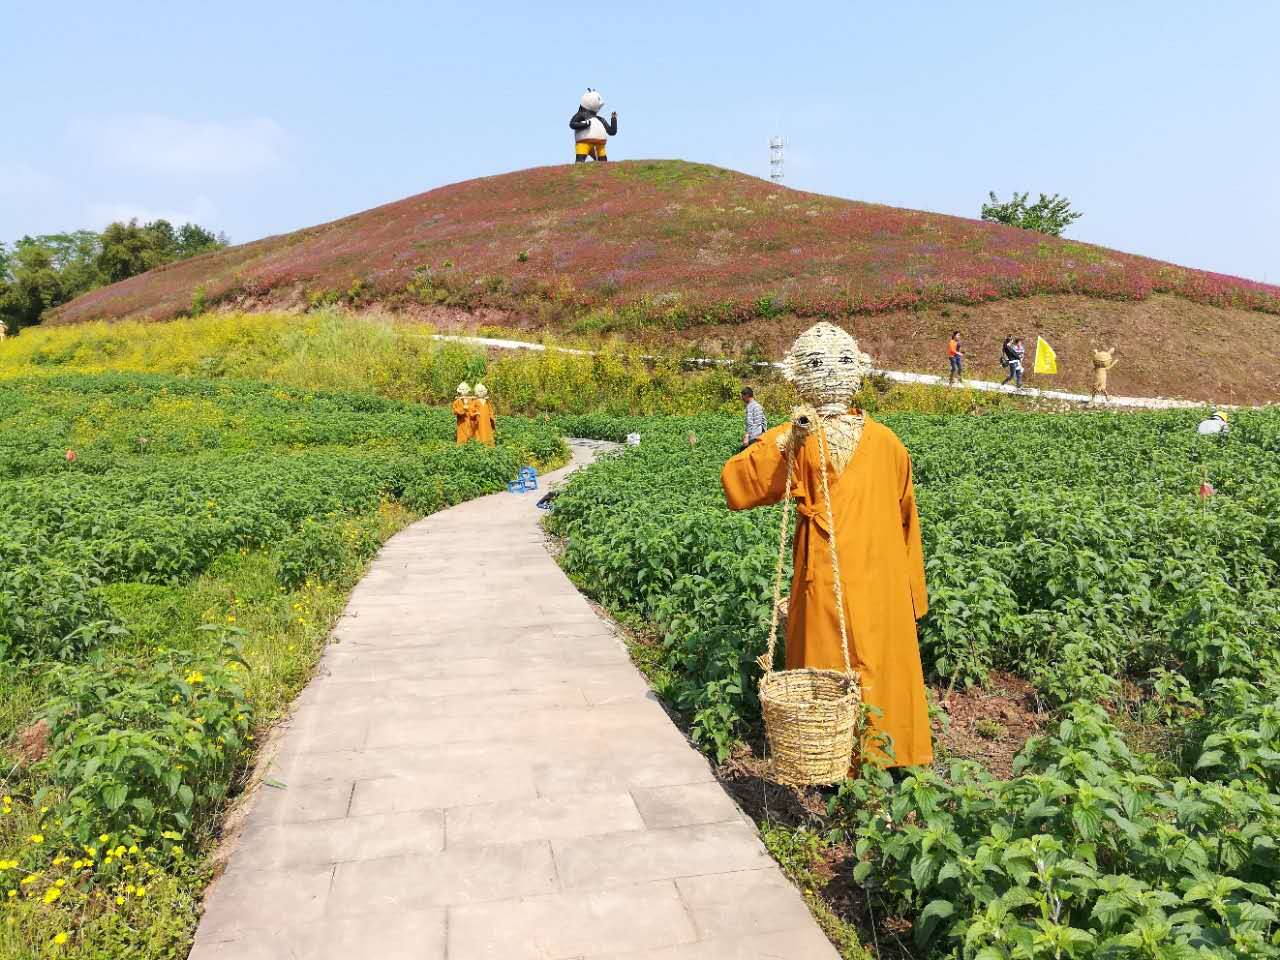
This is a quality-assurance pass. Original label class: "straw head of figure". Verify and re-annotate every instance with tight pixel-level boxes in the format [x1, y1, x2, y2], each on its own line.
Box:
[782, 322, 873, 412]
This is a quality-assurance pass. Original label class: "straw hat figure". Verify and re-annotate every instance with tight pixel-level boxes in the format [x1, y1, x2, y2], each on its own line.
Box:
[452, 383, 474, 445]
[720, 322, 933, 768]
[471, 383, 497, 446]
[1090, 347, 1118, 403]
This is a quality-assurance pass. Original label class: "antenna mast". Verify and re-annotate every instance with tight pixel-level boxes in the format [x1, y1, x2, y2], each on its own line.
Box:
[769, 136, 784, 184]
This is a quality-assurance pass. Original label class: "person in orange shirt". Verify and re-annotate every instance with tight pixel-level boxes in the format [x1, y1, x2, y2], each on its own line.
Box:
[947, 330, 964, 385]
[471, 383, 497, 446]
[721, 322, 932, 768]
[452, 383, 475, 445]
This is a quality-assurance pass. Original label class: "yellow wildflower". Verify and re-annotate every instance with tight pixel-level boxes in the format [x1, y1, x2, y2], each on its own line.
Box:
[54, 932, 69, 945]
[43, 886, 62, 903]
[29, 834, 43, 845]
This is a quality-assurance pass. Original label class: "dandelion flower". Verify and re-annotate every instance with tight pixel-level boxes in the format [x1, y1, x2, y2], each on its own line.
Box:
[53, 932, 69, 945]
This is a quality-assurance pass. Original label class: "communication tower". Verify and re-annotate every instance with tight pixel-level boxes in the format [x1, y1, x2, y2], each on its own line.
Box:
[769, 136, 784, 183]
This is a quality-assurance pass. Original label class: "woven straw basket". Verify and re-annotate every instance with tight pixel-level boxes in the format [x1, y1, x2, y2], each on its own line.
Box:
[758, 418, 861, 786]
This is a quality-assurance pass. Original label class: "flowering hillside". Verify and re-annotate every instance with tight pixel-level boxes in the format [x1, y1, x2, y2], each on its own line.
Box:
[49, 160, 1280, 328]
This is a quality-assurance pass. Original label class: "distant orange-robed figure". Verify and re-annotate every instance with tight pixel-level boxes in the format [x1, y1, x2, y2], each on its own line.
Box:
[721, 322, 932, 768]
[470, 383, 496, 446]
[452, 383, 475, 445]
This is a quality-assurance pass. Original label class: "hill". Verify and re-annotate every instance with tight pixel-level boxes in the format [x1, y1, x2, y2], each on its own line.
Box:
[47, 160, 1280, 403]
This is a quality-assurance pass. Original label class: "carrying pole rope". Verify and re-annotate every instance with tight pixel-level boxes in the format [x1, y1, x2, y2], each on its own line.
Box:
[815, 419, 854, 677]
[760, 441, 796, 676]
[759, 418, 854, 678]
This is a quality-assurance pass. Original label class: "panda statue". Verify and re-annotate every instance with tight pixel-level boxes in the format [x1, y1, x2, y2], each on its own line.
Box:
[569, 88, 618, 163]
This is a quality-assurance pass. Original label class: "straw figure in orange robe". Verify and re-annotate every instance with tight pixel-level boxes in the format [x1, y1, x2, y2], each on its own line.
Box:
[721, 322, 932, 767]
[452, 382, 475, 445]
[471, 383, 497, 446]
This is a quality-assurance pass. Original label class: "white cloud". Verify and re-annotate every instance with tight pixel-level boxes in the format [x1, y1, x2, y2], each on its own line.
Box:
[0, 162, 57, 194]
[87, 195, 218, 229]
[75, 115, 286, 178]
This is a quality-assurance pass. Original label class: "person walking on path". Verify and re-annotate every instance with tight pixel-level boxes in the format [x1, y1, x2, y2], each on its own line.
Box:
[947, 331, 964, 385]
[1001, 337, 1025, 388]
[1090, 347, 1118, 403]
[721, 323, 932, 768]
[741, 387, 766, 447]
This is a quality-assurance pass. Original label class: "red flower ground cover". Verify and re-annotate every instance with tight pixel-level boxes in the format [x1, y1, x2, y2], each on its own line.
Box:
[48, 160, 1280, 328]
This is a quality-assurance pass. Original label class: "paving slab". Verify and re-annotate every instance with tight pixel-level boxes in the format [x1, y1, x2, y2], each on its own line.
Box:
[191, 442, 838, 959]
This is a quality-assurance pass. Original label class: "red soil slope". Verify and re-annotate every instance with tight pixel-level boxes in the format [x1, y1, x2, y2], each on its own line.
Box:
[50, 160, 1280, 328]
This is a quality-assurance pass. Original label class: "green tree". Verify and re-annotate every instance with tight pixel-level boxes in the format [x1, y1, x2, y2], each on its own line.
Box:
[175, 223, 225, 259]
[97, 219, 165, 283]
[981, 191, 1083, 237]
[0, 238, 72, 331]
[0, 220, 227, 332]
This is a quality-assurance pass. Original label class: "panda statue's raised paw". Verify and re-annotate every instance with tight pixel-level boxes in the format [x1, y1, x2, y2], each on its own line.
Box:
[569, 88, 618, 163]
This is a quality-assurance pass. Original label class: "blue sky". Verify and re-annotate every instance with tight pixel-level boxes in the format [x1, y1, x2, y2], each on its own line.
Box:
[3, 0, 1277, 282]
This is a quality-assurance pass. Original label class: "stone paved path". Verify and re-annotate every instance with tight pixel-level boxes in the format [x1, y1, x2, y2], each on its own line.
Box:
[190, 442, 837, 960]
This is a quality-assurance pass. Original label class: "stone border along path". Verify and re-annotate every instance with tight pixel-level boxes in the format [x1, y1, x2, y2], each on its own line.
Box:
[430, 333, 1239, 411]
[190, 440, 838, 960]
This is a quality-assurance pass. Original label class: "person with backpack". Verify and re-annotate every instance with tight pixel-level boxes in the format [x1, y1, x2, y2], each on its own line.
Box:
[1001, 336, 1025, 388]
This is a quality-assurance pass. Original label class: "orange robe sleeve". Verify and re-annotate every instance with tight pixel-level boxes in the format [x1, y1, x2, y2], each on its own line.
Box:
[721, 426, 807, 511]
[899, 451, 928, 619]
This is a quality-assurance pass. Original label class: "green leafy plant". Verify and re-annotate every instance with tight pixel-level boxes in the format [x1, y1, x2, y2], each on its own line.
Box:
[38, 637, 254, 845]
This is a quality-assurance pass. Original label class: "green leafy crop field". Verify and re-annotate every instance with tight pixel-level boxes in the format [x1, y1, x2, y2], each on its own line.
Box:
[0, 372, 561, 957]
[548, 409, 1280, 958]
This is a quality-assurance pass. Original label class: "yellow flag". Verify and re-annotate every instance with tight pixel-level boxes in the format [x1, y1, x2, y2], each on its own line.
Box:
[1033, 336, 1058, 375]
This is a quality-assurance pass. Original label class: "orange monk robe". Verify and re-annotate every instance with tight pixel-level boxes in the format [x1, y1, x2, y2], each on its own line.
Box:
[721, 418, 933, 767]
[452, 398, 474, 445]
[471, 399, 497, 446]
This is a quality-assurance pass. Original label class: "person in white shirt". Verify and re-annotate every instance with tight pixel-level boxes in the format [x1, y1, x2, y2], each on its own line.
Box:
[1197, 411, 1229, 436]
[741, 387, 766, 447]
